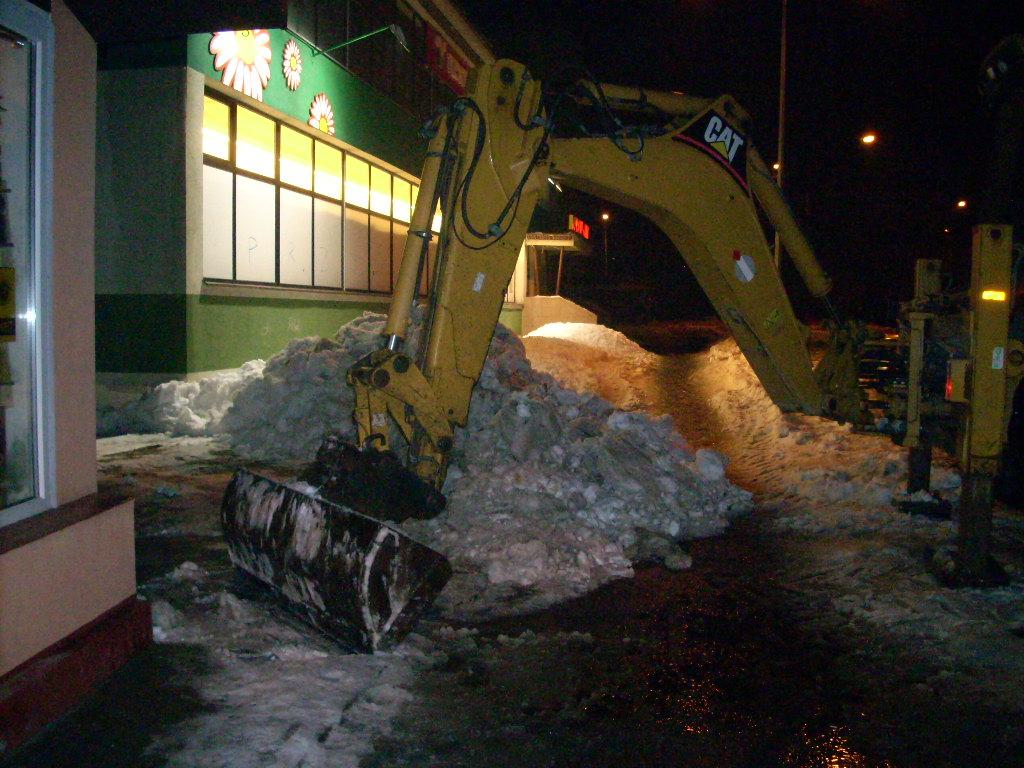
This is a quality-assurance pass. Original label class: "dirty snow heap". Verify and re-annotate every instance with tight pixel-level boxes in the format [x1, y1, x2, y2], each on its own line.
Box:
[109, 313, 753, 617]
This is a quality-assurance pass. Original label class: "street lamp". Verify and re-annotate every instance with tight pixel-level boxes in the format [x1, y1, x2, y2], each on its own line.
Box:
[956, 199, 968, 209]
[861, 131, 878, 145]
[601, 212, 610, 277]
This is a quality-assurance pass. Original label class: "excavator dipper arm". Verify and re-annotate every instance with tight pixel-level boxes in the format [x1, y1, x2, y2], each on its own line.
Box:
[358, 60, 859, 495]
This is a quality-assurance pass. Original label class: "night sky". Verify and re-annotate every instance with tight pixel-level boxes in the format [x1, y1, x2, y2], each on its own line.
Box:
[459, 0, 1021, 322]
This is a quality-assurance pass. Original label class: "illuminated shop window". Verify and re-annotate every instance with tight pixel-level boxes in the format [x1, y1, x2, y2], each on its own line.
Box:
[392, 177, 411, 223]
[343, 205, 368, 290]
[235, 106, 275, 178]
[201, 91, 419, 294]
[369, 214, 391, 292]
[314, 141, 342, 200]
[314, 199, 343, 287]
[202, 96, 231, 160]
[369, 165, 392, 216]
[198, 90, 515, 301]
[279, 126, 312, 190]
[432, 202, 442, 234]
[344, 154, 369, 209]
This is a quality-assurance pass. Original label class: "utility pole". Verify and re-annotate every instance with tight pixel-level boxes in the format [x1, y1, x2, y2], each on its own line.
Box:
[774, 0, 787, 269]
[601, 212, 610, 278]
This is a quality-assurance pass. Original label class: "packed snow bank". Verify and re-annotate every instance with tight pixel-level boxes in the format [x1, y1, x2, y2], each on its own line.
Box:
[97, 362, 265, 437]
[106, 313, 751, 617]
[522, 322, 655, 408]
[232, 315, 751, 615]
[689, 339, 960, 512]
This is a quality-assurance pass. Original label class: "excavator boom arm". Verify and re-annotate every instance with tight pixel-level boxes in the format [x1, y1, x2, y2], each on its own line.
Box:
[362, 60, 860, 493]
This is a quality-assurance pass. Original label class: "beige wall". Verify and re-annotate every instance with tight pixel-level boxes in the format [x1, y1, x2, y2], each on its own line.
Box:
[521, 295, 598, 336]
[0, 500, 136, 675]
[52, 0, 97, 504]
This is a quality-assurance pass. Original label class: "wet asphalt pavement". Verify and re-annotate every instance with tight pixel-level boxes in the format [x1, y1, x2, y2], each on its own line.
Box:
[365, 508, 1024, 768]
[7, 491, 1021, 767]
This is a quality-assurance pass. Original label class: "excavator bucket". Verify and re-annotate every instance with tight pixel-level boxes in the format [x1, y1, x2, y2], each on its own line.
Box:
[221, 466, 451, 652]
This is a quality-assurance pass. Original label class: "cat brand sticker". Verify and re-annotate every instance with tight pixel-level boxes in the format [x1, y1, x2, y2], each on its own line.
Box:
[673, 110, 749, 192]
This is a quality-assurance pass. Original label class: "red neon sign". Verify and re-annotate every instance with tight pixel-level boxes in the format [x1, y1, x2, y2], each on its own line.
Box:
[568, 214, 590, 240]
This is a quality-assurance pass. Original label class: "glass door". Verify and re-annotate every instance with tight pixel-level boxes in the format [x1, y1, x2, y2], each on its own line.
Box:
[1, 3, 50, 521]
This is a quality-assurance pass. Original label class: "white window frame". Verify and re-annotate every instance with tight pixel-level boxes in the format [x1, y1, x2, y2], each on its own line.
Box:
[0, 0, 57, 527]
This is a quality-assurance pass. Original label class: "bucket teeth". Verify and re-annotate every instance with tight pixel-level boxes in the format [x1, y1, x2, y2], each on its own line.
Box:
[221, 469, 451, 652]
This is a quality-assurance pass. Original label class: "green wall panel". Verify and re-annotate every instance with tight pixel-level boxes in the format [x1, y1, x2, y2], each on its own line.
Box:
[499, 308, 522, 335]
[98, 293, 523, 374]
[187, 30, 425, 175]
[185, 294, 389, 372]
[96, 294, 187, 373]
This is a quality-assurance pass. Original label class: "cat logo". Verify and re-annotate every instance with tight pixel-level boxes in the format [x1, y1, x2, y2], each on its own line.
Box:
[673, 110, 749, 193]
[703, 115, 745, 162]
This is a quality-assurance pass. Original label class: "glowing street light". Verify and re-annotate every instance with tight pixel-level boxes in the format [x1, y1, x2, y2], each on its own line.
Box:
[860, 132, 877, 145]
[956, 199, 968, 209]
[772, 162, 781, 171]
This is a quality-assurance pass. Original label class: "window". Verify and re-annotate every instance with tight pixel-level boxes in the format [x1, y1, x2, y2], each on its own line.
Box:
[1, 1, 55, 523]
[201, 92, 426, 293]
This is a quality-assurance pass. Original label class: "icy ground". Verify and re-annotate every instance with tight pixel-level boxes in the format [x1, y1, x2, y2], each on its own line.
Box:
[74, 319, 1024, 766]
[526, 326, 1024, 710]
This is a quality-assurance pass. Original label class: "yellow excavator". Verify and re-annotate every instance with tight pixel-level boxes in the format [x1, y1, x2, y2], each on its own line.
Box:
[221, 45, 1023, 650]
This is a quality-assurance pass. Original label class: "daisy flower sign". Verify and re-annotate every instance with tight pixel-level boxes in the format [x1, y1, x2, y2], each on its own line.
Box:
[210, 30, 272, 102]
[309, 93, 336, 135]
[282, 38, 303, 91]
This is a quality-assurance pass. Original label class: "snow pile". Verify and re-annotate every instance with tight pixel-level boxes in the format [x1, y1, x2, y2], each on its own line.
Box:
[98, 361, 265, 437]
[218, 314, 750, 615]
[696, 339, 960, 509]
[108, 313, 750, 615]
[522, 322, 655, 408]
[525, 321, 654, 363]
[221, 314, 395, 461]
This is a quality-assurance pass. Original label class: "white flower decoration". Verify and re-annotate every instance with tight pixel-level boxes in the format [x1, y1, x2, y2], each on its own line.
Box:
[210, 30, 272, 102]
[282, 38, 303, 91]
[309, 93, 336, 135]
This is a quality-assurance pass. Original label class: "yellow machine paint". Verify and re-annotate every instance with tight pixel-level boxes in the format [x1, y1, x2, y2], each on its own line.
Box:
[355, 58, 1021, 585]
[355, 60, 862, 504]
[963, 225, 1013, 473]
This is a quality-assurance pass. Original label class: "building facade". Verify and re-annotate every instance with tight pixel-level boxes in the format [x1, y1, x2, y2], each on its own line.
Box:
[95, 0, 529, 388]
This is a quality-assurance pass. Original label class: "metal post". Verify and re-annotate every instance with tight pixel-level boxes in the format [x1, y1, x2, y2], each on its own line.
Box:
[603, 224, 609, 278]
[907, 445, 932, 494]
[773, 0, 788, 269]
[555, 247, 565, 296]
[957, 473, 995, 584]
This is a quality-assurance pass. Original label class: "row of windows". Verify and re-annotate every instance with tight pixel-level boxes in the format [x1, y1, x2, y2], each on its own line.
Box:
[201, 93, 439, 294]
